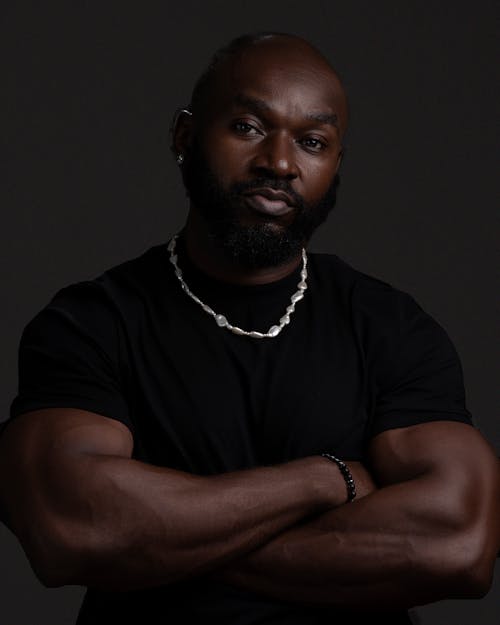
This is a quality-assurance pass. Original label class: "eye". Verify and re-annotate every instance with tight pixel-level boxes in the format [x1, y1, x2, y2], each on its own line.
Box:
[299, 136, 327, 152]
[232, 120, 261, 136]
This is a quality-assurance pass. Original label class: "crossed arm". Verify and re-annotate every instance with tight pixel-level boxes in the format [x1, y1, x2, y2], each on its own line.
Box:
[214, 420, 500, 610]
[0, 408, 498, 612]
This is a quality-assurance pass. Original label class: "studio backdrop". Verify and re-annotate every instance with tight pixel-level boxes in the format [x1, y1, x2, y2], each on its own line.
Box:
[1, 2, 498, 624]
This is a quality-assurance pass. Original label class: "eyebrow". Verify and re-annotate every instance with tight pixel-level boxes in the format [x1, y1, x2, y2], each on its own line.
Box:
[233, 93, 339, 129]
[306, 112, 338, 127]
[234, 93, 270, 112]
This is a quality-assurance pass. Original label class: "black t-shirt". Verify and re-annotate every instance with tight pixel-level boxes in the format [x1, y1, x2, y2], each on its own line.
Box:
[6, 231, 473, 624]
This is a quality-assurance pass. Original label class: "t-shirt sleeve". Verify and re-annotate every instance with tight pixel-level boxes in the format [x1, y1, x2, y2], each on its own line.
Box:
[5, 282, 135, 437]
[354, 279, 474, 438]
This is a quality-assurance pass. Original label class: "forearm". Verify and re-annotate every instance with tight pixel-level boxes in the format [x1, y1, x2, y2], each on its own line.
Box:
[218, 471, 499, 610]
[29, 452, 343, 591]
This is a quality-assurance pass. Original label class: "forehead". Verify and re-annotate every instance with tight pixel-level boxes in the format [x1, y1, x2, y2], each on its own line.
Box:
[203, 40, 347, 134]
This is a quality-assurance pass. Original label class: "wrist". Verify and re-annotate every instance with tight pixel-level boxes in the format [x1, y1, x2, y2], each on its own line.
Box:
[320, 453, 356, 503]
[304, 456, 354, 509]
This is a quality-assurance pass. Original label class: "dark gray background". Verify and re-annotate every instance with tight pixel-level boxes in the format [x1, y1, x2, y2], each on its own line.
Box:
[1, 2, 498, 623]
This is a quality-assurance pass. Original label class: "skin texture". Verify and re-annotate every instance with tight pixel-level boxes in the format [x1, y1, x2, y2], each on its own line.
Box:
[0, 407, 376, 591]
[215, 421, 500, 609]
[0, 34, 498, 611]
[174, 35, 348, 284]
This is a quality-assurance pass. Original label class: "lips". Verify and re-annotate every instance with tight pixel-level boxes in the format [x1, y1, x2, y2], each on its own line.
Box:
[243, 187, 295, 217]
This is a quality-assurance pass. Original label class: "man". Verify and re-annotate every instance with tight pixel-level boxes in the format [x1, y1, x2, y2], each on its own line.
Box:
[0, 32, 498, 625]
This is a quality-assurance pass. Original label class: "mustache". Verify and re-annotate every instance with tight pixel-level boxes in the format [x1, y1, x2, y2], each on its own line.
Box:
[229, 178, 305, 210]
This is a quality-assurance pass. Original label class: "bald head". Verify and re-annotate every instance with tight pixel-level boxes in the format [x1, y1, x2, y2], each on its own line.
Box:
[173, 32, 347, 275]
[190, 32, 349, 139]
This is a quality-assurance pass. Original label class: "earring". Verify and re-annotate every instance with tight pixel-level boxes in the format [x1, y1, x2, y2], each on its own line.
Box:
[176, 154, 184, 165]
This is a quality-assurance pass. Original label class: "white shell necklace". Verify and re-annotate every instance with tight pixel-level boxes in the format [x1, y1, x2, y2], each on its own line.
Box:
[167, 233, 308, 338]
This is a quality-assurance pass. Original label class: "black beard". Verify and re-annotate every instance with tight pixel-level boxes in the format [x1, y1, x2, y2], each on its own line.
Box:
[181, 140, 340, 269]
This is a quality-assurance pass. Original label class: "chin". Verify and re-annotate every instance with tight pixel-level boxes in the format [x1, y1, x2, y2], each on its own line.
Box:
[207, 220, 304, 270]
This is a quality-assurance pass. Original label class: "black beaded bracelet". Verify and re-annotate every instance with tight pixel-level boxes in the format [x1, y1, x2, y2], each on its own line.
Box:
[321, 453, 356, 503]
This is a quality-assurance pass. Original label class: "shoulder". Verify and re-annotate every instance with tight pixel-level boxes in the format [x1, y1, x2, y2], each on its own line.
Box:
[85, 241, 170, 304]
[309, 250, 457, 362]
[309, 250, 420, 318]
[310, 250, 398, 290]
[98, 242, 169, 290]
[310, 252, 473, 434]
[26, 242, 169, 327]
[14, 243, 171, 390]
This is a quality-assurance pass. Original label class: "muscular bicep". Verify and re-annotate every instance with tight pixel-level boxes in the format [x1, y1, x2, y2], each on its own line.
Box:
[367, 420, 500, 556]
[367, 420, 497, 487]
[0, 408, 134, 531]
[1, 407, 133, 463]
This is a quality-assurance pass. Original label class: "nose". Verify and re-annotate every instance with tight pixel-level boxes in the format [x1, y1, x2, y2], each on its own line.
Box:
[250, 132, 298, 180]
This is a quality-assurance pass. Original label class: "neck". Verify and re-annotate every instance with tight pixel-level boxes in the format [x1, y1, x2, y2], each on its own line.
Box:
[183, 210, 304, 286]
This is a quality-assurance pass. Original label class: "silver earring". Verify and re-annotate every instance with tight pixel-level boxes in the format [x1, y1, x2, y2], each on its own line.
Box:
[176, 154, 184, 165]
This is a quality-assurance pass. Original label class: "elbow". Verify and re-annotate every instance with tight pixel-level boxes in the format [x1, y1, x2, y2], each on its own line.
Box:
[10, 534, 74, 589]
[30, 550, 79, 588]
[17, 517, 84, 589]
[453, 560, 494, 600]
[0, 511, 67, 589]
[32, 560, 70, 589]
[456, 545, 496, 599]
[434, 530, 497, 599]
[458, 517, 499, 598]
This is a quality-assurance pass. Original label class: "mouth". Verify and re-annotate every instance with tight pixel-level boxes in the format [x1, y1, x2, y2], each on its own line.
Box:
[242, 188, 295, 217]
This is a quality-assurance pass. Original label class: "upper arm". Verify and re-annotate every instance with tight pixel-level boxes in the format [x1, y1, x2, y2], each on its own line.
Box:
[9, 283, 135, 439]
[1, 406, 133, 461]
[0, 407, 133, 533]
[368, 420, 498, 488]
[368, 421, 500, 577]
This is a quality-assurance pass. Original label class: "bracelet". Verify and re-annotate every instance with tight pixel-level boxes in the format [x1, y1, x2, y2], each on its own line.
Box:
[321, 453, 356, 503]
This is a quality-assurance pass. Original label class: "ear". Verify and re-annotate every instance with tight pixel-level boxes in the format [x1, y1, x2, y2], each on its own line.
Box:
[334, 145, 346, 174]
[170, 107, 194, 161]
